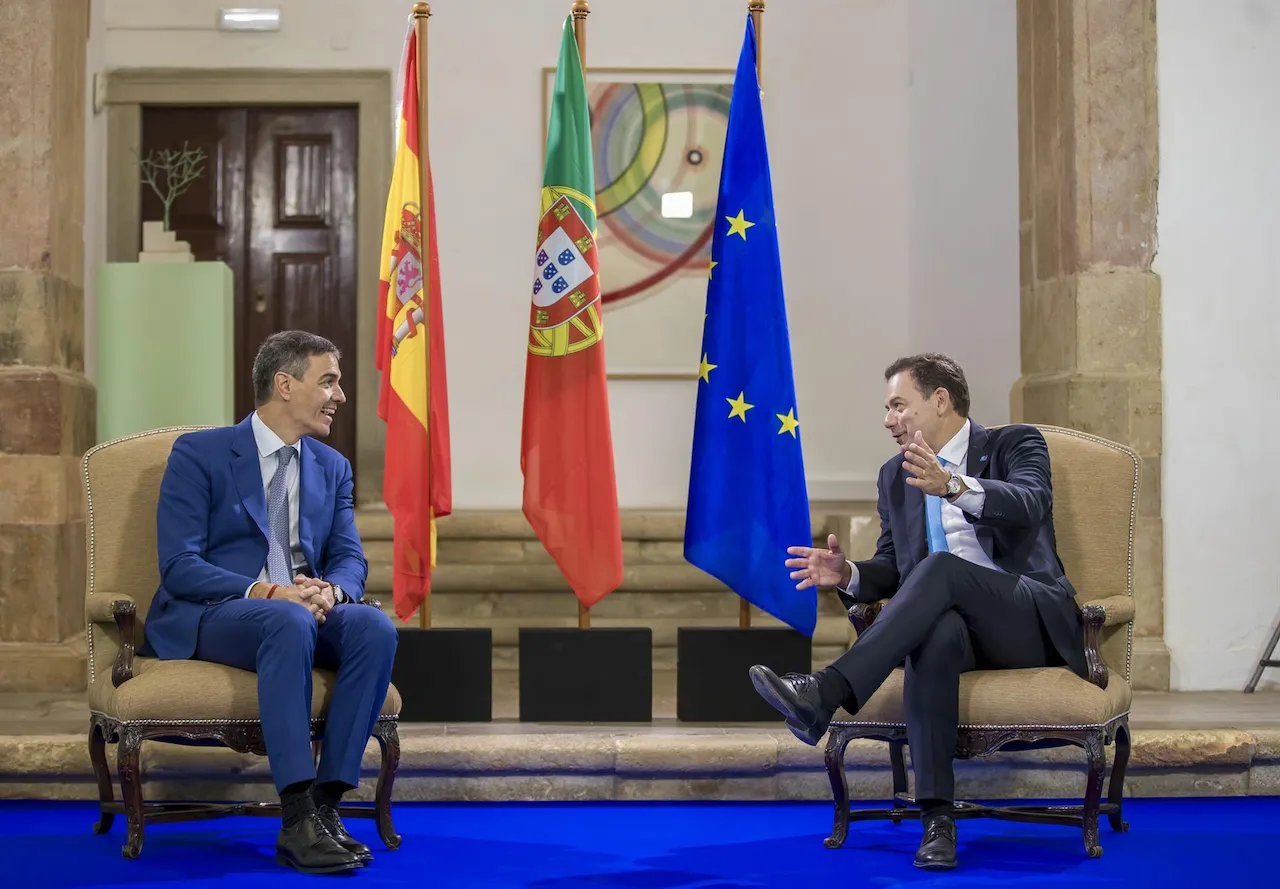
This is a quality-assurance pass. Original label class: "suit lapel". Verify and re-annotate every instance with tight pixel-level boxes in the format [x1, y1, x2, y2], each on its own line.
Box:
[298, 439, 322, 571]
[898, 460, 928, 565]
[966, 422, 993, 480]
[232, 417, 269, 539]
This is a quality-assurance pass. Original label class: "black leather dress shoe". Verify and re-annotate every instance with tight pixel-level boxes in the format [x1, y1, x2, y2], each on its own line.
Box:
[316, 804, 373, 864]
[914, 813, 957, 870]
[747, 665, 834, 745]
[275, 811, 363, 874]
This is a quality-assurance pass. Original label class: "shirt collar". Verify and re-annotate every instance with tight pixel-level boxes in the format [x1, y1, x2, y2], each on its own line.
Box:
[936, 418, 971, 470]
[251, 411, 301, 460]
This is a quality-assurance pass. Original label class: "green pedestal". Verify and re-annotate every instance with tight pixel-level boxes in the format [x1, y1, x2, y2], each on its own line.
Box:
[97, 261, 235, 444]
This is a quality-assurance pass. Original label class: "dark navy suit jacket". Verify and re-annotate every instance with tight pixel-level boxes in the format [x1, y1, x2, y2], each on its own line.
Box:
[844, 422, 1086, 679]
[144, 415, 368, 660]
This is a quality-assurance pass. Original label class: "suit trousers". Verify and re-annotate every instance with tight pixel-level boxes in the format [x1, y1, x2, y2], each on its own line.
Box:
[194, 598, 398, 794]
[832, 552, 1059, 802]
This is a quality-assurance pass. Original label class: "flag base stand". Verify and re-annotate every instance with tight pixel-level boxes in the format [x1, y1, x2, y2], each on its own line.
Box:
[676, 627, 813, 722]
[518, 628, 652, 722]
[391, 627, 493, 722]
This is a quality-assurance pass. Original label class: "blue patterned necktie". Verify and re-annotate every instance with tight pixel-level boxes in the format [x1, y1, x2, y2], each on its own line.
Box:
[925, 457, 950, 554]
[266, 446, 295, 585]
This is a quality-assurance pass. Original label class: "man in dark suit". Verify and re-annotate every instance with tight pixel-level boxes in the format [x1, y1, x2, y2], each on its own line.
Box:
[749, 352, 1084, 871]
[142, 330, 397, 875]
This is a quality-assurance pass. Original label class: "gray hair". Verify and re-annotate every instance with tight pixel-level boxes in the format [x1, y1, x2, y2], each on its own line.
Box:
[252, 330, 340, 406]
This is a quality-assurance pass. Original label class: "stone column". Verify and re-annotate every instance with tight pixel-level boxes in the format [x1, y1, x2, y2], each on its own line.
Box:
[1011, 0, 1168, 689]
[0, 0, 94, 691]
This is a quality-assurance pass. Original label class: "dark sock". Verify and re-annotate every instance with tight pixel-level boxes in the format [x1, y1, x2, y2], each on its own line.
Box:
[281, 780, 315, 828]
[815, 667, 856, 712]
[312, 780, 349, 811]
[920, 798, 953, 821]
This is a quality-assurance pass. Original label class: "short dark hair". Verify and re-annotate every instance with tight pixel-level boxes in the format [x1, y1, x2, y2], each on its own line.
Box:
[252, 331, 340, 406]
[884, 352, 971, 417]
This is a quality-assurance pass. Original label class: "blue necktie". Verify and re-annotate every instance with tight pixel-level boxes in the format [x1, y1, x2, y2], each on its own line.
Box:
[925, 457, 950, 554]
[266, 446, 295, 585]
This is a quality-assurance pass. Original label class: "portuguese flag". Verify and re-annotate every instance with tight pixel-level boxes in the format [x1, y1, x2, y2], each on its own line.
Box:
[376, 24, 452, 622]
[520, 15, 623, 608]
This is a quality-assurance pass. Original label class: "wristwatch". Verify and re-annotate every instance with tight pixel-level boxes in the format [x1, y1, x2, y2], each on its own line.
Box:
[944, 473, 962, 500]
[331, 584, 347, 604]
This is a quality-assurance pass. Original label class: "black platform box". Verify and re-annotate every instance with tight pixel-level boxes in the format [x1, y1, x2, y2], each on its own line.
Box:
[518, 627, 652, 722]
[676, 627, 813, 722]
[391, 627, 493, 722]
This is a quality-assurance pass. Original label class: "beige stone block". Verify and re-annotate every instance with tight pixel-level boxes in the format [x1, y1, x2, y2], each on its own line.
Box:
[433, 539, 526, 564]
[398, 732, 617, 774]
[1132, 515, 1163, 637]
[1074, 270, 1160, 373]
[1137, 454, 1160, 519]
[615, 777, 778, 801]
[0, 271, 84, 370]
[1130, 729, 1255, 768]
[636, 540, 687, 564]
[1029, 2, 1064, 286]
[614, 733, 776, 775]
[1126, 770, 1249, 797]
[0, 368, 96, 457]
[1130, 636, 1170, 691]
[1016, 374, 1070, 428]
[1020, 277, 1077, 375]
[0, 522, 85, 645]
[1065, 375, 1132, 445]
[1127, 375, 1162, 456]
[0, 642, 86, 692]
[0, 455, 83, 525]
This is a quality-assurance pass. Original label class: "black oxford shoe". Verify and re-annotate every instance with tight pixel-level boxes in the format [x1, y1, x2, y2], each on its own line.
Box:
[747, 665, 834, 745]
[316, 804, 374, 864]
[275, 811, 363, 874]
[914, 813, 958, 870]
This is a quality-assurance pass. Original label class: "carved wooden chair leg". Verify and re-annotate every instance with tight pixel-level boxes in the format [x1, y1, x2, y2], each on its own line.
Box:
[1107, 721, 1131, 833]
[116, 727, 147, 859]
[822, 729, 852, 849]
[1081, 732, 1105, 859]
[89, 717, 116, 835]
[889, 741, 909, 824]
[372, 720, 402, 850]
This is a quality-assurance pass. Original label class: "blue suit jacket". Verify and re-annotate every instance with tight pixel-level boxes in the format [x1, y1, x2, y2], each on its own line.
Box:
[844, 423, 1087, 679]
[143, 415, 369, 660]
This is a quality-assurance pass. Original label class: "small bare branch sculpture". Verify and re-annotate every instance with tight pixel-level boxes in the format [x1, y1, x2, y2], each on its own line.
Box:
[137, 142, 207, 231]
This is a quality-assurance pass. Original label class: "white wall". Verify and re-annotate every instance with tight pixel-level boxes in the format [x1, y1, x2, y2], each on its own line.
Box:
[86, 0, 1019, 509]
[1158, 0, 1280, 690]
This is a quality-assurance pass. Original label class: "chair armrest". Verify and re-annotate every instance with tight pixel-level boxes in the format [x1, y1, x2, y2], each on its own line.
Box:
[87, 593, 138, 688]
[849, 599, 888, 635]
[1080, 604, 1112, 691]
[1080, 595, 1134, 627]
[357, 597, 384, 611]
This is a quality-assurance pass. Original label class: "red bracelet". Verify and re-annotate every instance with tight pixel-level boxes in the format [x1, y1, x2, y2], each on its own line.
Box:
[266, 584, 278, 599]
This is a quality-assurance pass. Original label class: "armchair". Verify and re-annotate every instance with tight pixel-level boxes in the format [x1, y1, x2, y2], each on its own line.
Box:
[83, 427, 402, 858]
[823, 425, 1137, 858]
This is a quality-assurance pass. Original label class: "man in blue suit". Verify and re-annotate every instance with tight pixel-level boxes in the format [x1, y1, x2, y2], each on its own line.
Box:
[142, 330, 397, 875]
[750, 353, 1085, 871]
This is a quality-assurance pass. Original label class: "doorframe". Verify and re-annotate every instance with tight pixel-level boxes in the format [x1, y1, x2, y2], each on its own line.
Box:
[104, 69, 391, 506]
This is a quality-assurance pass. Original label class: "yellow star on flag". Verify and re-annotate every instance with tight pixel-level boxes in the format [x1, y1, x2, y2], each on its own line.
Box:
[708, 259, 718, 279]
[725, 210, 755, 240]
[776, 408, 800, 437]
[698, 353, 717, 383]
[726, 391, 754, 422]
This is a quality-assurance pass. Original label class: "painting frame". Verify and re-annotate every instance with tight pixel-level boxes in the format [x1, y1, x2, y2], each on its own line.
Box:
[539, 66, 736, 380]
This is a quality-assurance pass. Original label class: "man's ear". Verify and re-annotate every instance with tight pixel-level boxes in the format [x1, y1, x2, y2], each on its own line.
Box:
[275, 371, 292, 402]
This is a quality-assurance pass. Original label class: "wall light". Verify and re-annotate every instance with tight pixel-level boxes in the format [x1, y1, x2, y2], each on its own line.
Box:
[218, 8, 281, 31]
[661, 192, 694, 219]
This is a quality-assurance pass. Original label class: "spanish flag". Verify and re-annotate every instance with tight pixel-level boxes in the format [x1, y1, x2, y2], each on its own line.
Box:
[521, 15, 623, 608]
[376, 24, 452, 622]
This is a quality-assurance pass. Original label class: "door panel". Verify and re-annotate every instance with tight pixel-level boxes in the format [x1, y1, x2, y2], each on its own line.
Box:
[139, 105, 359, 466]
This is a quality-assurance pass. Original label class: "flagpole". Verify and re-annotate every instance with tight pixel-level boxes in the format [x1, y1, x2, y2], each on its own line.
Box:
[738, 0, 766, 631]
[413, 0, 433, 630]
[571, 0, 592, 631]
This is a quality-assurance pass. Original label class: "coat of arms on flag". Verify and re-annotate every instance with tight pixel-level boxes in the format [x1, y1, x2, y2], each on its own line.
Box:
[387, 202, 426, 356]
[528, 195, 603, 358]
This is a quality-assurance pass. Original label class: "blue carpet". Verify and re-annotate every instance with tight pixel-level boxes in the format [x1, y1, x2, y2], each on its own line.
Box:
[3, 798, 1271, 886]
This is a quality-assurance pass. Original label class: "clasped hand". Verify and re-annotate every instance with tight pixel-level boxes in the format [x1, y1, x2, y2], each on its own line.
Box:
[264, 576, 337, 623]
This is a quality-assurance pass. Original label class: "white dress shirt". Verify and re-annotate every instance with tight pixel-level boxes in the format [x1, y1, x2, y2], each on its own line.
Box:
[840, 419, 999, 598]
[245, 411, 305, 596]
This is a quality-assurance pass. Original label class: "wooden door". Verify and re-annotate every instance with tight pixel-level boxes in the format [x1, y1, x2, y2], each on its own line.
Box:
[139, 106, 359, 464]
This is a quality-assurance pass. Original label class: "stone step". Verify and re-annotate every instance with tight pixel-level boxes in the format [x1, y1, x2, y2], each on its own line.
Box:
[4, 723, 1274, 804]
[367, 558, 733, 594]
[355, 505, 875, 544]
[384, 590, 850, 622]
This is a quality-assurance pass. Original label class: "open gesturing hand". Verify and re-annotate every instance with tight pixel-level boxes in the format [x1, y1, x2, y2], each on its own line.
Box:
[784, 533, 851, 590]
[902, 431, 951, 497]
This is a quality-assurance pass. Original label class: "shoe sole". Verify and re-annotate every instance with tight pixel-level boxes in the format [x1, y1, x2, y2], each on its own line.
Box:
[747, 666, 826, 746]
[914, 860, 957, 870]
[276, 851, 364, 874]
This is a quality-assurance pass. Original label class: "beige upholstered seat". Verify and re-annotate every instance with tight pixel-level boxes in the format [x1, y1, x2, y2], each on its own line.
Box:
[822, 424, 1138, 858]
[83, 427, 402, 859]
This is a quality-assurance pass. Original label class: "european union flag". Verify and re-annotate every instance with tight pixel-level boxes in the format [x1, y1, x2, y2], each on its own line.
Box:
[683, 15, 814, 636]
